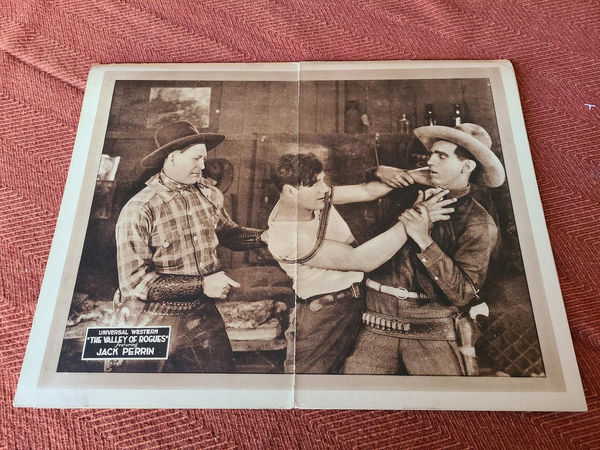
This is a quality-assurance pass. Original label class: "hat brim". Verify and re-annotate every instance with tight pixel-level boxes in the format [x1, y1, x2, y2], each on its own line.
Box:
[413, 126, 505, 188]
[141, 133, 225, 169]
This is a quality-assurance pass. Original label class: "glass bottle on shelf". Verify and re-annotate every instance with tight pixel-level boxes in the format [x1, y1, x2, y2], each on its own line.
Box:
[452, 104, 462, 126]
[424, 104, 436, 126]
[398, 113, 410, 134]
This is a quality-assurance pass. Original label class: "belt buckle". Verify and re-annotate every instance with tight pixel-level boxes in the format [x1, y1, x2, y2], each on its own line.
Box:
[395, 287, 409, 300]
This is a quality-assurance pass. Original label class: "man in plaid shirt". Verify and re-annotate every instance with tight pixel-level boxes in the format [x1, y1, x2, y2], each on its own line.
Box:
[110, 121, 266, 373]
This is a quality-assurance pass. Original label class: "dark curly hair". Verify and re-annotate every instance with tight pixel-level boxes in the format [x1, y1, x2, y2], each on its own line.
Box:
[273, 152, 324, 192]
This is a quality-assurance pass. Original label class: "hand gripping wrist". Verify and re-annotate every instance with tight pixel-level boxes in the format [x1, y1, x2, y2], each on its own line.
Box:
[416, 236, 434, 251]
[147, 275, 204, 303]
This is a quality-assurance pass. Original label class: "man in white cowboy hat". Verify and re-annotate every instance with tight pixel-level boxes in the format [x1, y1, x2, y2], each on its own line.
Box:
[110, 120, 266, 373]
[343, 123, 505, 376]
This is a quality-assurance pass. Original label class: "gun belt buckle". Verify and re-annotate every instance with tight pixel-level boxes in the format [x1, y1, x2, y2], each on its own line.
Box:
[395, 287, 409, 300]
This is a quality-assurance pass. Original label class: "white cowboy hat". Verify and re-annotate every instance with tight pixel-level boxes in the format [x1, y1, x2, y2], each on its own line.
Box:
[414, 123, 505, 188]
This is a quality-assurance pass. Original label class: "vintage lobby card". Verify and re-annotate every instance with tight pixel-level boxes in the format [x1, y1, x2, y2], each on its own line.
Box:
[14, 61, 585, 410]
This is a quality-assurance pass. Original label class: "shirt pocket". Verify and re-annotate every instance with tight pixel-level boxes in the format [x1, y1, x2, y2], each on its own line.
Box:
[149, 229, 184, 271]
[193, 222, 220, 254]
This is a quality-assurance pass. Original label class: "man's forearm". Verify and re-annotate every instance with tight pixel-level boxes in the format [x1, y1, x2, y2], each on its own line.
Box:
[418, 243, 482, 307]
[364, 181, 395, 200]
[218, 226, 266, 251]
[332, 182, 393, 205]
[305, 223, 408, 272]
[417, 221, 496, 307]
[353, 223, 408, 272]
[412, 234, 434, 251]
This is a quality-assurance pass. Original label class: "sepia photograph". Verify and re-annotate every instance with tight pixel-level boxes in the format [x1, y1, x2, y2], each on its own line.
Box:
[14, 61, 585, 410]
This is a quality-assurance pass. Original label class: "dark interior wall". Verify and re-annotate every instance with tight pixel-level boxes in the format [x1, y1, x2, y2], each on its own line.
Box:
[299, 79, 499, 139]
[77, 80, 299, 298]
[297, 79, 512, 253]
[77, 78, 515, 297]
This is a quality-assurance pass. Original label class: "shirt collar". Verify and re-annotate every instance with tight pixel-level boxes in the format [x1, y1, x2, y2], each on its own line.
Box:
[446, 184, 471, 200]
[146, 171, 213, 203]
[159, 171, 193, 191]
[444, 184, 472, 209]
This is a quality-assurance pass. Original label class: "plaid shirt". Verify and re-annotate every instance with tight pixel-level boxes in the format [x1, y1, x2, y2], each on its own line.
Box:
[116, 171, 237, 299]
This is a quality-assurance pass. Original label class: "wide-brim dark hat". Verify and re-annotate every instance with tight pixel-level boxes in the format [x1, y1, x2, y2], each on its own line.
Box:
[413, 123, 505, 188]
[141, 120, 225, 169]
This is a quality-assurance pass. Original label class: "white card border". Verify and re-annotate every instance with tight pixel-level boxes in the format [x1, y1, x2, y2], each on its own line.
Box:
[14, 61, 585, 411]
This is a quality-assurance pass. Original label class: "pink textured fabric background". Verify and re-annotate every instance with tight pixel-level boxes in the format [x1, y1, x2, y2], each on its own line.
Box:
[1, 0, 599, 448]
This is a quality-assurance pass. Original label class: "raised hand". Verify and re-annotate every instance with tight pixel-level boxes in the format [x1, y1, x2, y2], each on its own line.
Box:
[375, 165, 415, 188]
[413, 188, 456, 223]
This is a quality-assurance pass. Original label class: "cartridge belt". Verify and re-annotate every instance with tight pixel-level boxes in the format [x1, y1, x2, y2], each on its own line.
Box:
[145, 299, 200, 315]
[297, 282, 363, 312]
[362, 311, 457, 341]
[366, 279, 429, 300]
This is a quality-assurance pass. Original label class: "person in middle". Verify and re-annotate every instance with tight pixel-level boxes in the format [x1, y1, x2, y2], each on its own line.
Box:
[267, 152, 456, 374]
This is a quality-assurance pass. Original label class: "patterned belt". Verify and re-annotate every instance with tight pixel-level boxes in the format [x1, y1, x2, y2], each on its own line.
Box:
[145, 300, 200, 315]
[366, 279, 429, 300]
[362, 311, 457, 341]
[297, 282, 363, 312]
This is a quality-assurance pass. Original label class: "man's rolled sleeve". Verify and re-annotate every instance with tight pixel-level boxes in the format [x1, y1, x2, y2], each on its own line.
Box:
[417, 219, 497, 307]
[213, 187, 239, 235]
[216, 206, 240, 234]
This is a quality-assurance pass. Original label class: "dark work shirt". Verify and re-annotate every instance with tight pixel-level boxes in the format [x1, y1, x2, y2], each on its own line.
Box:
[367, 185, 498, 318]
